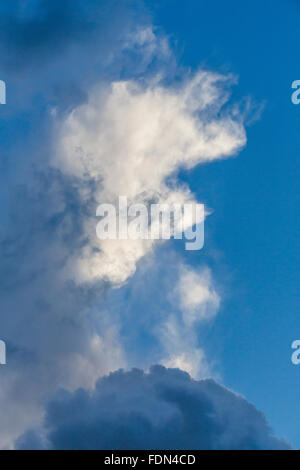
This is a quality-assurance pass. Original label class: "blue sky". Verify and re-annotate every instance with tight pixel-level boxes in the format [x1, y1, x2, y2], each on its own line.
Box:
[0, 0, 299, 449]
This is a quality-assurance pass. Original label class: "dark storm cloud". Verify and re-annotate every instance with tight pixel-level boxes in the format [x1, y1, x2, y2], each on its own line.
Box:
[0, 0, 150, 122]
[0, 0, 147, 71]
[17, 366, 291, 450]
[0, 0, 93, 69]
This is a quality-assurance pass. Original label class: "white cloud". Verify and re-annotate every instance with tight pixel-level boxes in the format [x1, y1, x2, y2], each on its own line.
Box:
[160, 316, 211, 378]
[55, 73, 245, 197]
[177, 265, 220, 325]
[53, 66, 246, 285]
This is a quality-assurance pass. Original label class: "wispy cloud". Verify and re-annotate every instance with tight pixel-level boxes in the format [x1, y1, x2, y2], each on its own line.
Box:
[160, 265, 220, 378]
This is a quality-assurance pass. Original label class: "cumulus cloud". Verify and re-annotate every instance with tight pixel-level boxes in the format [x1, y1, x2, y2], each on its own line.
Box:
[0, 55, 246, 442]
[16, 366, 291, 450]
[0, 1, 258, 451]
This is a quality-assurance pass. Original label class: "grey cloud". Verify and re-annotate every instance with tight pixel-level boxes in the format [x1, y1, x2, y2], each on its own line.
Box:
[16, 366, 291, 450]
[0, 169, 124, 447]
[0, 0, 151, 122]
[0, 0, 147, 71]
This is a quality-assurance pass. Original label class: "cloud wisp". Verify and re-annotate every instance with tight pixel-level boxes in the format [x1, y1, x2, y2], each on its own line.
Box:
[160, 265, 220, 378]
